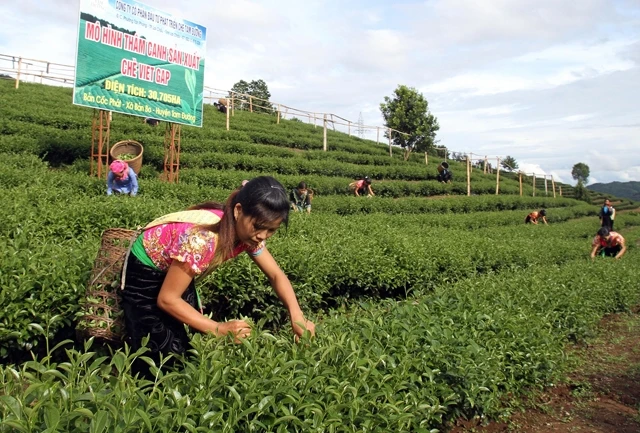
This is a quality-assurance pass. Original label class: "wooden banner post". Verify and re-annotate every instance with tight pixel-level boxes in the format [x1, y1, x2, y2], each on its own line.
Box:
[495, 157, 501, 195]
[323, 114, 327, 152]
[163, 122, 181, 183]
[90, 109, 111, 179]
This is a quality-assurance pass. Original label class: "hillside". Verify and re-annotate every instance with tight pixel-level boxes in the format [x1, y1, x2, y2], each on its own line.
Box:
[588, 181, 640, 202]
[0, 79, 558, 199]
[1, 78, 640, 432]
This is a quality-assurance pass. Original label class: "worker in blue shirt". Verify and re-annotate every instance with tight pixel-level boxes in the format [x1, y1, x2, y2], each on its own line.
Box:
[107, 159, 139, 196]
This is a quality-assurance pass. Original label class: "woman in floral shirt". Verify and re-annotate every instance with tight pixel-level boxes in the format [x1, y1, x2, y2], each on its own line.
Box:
[120, 176, 315, 364]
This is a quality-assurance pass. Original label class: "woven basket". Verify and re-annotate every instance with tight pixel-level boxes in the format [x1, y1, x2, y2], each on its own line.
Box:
[110, 140, 144, 175]
[76, 228, 138, 342]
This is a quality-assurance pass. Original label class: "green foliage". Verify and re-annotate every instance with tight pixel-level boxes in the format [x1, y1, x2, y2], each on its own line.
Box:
[380, 85, 440, 161]
[230, 79, 273, 113]
[573, 181, 591, 203]
[1, 254, 640, 432]
[571, 162, 590, 184]
[501, 156, 518, 172]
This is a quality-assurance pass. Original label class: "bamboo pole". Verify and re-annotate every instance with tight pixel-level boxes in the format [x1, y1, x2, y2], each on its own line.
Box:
[377, 127, 380, 144]
[231, 94, 235, 116]
[323, 114, 327, 152]
[15, 57, 22, 89]
[249, 96, 253, 112]
[519, 172, 523, 196]
[495, 157, 501, 195]
[424, 152, 428, 166]
[444, 147, 448, 162]
[483, 155, 488, 174]
[466, 154, 471, 196]
[532, 174, 536, 197]
[544, 176, 548, 196]
[551, 176, 556, 198]
[559, 186, 562, 197]
[226, 100, 230, 131]
[348, 121, 351, 136]
[388, 128, 392, 157]
[276, 104, 280, 124]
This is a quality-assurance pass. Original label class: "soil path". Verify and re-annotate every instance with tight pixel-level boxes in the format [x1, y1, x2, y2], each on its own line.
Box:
[448, 308, 640, 432]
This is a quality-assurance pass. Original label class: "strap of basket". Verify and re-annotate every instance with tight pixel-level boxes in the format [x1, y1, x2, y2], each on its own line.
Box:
[144, 209, 221, 229]
[120, 229, 142, 292]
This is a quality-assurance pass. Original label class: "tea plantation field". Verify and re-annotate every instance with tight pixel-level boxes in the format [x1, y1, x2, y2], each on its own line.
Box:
[1, 79, 639, 432]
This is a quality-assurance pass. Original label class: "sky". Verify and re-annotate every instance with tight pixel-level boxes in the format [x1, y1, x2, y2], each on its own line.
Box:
[1, 0, 639, 185]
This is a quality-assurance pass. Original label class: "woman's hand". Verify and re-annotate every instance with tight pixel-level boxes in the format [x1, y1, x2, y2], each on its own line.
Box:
[291, 317, 315, 341]
[215, 320, 252, 341]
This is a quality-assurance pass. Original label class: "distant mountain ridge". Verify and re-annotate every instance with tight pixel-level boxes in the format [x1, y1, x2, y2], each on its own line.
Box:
[588, 181, 640, 201]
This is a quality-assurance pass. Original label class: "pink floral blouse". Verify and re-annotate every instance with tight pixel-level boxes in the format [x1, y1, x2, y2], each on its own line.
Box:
[142, 209, 265, 274]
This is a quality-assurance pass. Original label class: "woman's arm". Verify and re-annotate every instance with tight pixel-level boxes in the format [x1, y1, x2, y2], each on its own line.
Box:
[250, 248, 315, 338]
[590, 244, 600, 260]
[157, 260, 251, 338]
[368, 185, 375, 196]
[106, 171, 115, 195]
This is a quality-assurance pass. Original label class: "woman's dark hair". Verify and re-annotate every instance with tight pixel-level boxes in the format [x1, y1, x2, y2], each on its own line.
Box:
[189, 176, 290, 267]
[364, 176, 371, 185]
[539, 209, 547, 217]
[597, 227, 610, 237]
[297, 181, 307, 190]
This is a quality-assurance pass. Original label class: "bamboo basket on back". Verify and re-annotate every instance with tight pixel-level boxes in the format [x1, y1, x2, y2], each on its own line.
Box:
[76, 228, 137, 342]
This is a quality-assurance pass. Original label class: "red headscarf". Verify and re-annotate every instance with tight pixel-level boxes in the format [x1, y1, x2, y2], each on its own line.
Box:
[109, 160, 129, 179]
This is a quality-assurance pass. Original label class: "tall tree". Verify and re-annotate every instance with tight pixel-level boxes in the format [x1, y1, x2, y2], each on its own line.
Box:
[501, 156, 519, 172]
[571, 162, 591, 202]
[229, 79, 273, 113]
[380, 85, 440, 161]
[571, 163, 590, 185]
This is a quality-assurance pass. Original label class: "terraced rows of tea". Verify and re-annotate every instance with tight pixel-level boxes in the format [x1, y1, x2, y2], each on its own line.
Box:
[1, 79, 639, 432]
